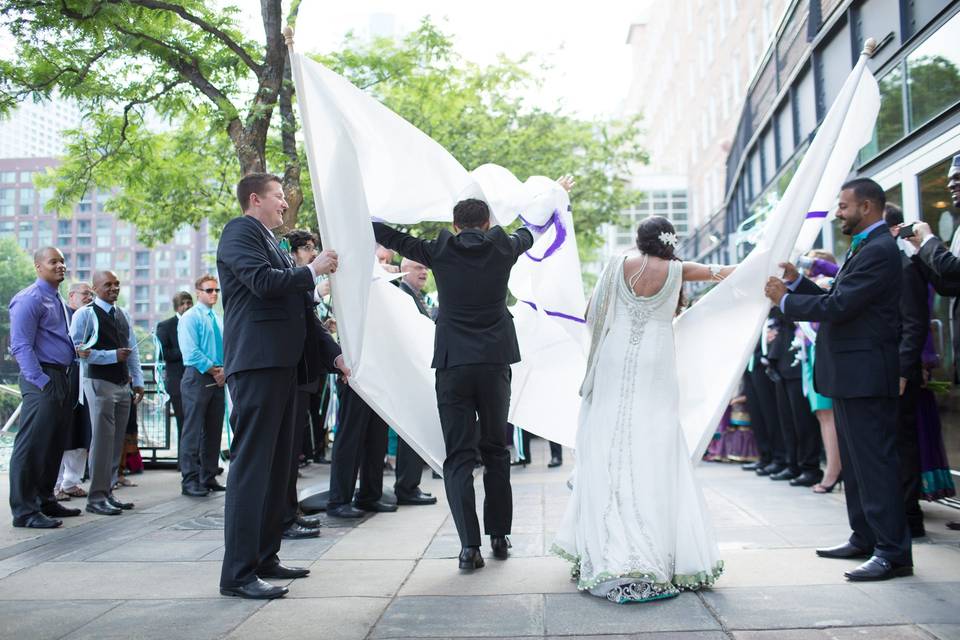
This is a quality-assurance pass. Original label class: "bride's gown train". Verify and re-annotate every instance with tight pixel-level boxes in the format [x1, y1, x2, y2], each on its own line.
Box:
[552, 257, 723, 603]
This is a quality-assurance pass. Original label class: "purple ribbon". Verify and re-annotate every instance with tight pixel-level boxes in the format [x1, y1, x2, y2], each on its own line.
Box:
[520, 300, 586, 324]
[519, 210, 567, 262]
[805, 211, 828, 219]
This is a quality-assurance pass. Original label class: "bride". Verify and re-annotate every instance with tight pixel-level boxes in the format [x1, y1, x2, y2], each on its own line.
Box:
[552, 216, 734, 604]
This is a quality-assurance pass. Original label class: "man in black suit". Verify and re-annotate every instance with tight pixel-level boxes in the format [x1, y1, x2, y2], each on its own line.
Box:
[155, 292, 193, 447]
[742, 334, 785, 474]
[903, 153, 960, 532]
[374, 198, 537, 571]
[884, 203, 929, 539]
[765, 178, 912, 582]
[217, 173, 347, 600]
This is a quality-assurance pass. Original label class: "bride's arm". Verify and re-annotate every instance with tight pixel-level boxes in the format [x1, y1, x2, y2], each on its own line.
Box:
[682, 262, 736, 282]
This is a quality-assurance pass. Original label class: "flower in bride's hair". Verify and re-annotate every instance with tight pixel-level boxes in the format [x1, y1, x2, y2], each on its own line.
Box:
[658, 231, 678, 247]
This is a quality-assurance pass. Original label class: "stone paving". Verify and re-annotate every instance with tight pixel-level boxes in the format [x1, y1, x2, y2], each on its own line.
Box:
[1, 444, 959, 640]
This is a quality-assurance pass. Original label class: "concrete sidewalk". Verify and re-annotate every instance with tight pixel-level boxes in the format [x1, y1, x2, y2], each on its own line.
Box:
[1, 446, 959, 640]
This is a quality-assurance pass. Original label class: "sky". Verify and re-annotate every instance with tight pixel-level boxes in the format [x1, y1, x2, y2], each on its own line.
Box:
[289, 0, 639, 120]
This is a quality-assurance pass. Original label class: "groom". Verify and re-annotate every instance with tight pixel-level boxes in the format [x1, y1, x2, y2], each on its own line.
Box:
[373, 199, 534, 570]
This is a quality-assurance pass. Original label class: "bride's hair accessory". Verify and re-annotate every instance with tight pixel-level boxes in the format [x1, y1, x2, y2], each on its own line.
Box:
[658, 231, 678, 247]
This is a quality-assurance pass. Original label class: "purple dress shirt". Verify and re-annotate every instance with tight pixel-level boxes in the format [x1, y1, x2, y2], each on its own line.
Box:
[8, 278, 75, 389]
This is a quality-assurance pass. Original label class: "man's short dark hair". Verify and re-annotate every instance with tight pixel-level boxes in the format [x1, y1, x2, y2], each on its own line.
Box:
[194, 274, 217, 290]
[841, 178, 886, 211]
[237, 173, 282, 211]
[884, 203, 903, 227]
[453, 199, 490, 230]
[172, 291, 193, 310]
[284, 229, 319, 252]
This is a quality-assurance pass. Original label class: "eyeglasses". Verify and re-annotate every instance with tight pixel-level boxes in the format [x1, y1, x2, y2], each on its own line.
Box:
[200, 288, 220, 294]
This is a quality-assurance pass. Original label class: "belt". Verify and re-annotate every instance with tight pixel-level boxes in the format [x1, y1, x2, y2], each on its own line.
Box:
[39, 362, 71, 373]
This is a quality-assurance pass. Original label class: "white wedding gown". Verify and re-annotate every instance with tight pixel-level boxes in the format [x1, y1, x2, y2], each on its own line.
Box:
[552, 256, 723, 603]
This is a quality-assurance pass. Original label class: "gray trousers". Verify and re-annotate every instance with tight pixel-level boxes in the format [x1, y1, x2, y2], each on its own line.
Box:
[179, 367, 225, 488]
[84, 378, 131, 503]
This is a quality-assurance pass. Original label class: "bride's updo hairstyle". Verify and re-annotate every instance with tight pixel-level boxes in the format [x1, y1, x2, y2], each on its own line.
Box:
[635, 216, 679, 261]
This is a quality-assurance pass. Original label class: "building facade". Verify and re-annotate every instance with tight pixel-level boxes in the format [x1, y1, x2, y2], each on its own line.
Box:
[0, 157, 214, 335]
[0, 100, 83, 159]
[691, 0, 960, 473]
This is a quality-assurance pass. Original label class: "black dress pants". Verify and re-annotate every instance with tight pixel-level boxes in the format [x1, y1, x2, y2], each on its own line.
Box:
[10, 366, 71, 519]
[774, 377, 822, 474]
[516, 428, 562, 463]
[220, 366, 298, 588]
[285, 381, 320, 527]
[166, 373, 184, 445]
[436, 364, 512, 548]
[897, 378, 923, 531]
[749, 364, 784, 465]
[179, 367, 225, 489]
[327, 383, 387, 508]
[395, 437, 426, 498]
[833, 396, 912, 566]
[304, 381, 328, 460]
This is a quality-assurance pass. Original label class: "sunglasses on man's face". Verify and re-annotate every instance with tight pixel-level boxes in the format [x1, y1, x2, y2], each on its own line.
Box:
[200, 288, 220, 294]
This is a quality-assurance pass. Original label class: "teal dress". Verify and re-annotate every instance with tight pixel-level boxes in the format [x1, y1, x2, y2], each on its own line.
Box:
[801, 340, 833, 412]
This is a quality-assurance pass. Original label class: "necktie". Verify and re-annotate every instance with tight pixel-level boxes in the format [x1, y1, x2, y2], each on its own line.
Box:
[209, 308, 223, 365]
[57, 294, 70, 332]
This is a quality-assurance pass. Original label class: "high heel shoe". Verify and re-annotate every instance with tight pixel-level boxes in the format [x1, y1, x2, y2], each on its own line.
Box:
[813, 475, 842, 494]
[510, 459, 528, 468]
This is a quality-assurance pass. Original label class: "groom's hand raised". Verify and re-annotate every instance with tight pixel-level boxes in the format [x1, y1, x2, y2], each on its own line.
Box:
[779, 261, 799, 283]
[764, 277, 788, 305]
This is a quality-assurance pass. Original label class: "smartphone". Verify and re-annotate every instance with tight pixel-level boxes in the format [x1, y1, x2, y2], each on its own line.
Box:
[899, 223, 916, 239]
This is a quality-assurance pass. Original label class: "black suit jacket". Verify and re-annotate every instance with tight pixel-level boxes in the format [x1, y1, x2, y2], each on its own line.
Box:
[898, 252, 930, 383]
[374, 223, 534, 368]
[155, 315, 184, 390]
[216, 215, 341, 378]
[767, 308, 802, 380]
[912, 237, 960, 381]
[783, 224, 901, 398]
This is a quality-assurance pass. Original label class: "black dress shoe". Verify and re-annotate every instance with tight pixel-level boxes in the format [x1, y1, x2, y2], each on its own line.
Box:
[770, 468, 799, 481]
[789, 471, 823, 487]
[182, 484, 210, 498]
[459, 547, 485, 571]
[910, 524, 926, 539]
[741, 461, 761, 471]
[106, 494, 134, 510]
[490, 535, 512, 560]
[258, 563, 310, 579]
[12, 512, 63, 528]
[948, 521, 960, 531]
[547, 457, 563, 468]
[282, 523, 320, 539]
[204, 481, 227, 492]
[86, 501, 122, 516]
[510, 459, 529, 468]
[327, 504, 366, 519]
[296, 515, 322, 529]
[816, 542, 872, 559]
[354, 500, 398, 513]
[396, 490, 437, 506]
[844, 556, 913, 581]
[42, 502, 82, 518]
[756, 462, 785, 476]
[220, 578, 288, 599]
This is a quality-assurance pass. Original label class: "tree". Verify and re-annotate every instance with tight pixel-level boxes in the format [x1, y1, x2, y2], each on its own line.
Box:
[0, 238, 39, 381]
[0, 0, 307, 241]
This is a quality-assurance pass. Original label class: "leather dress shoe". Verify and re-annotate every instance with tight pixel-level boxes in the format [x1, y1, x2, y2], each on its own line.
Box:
[459, 547, 485, 571]
[282, 523, 320, 539]
[106, 494, 134, 510]
[258, 563, 310, 579]
[816, 542, 872, 559]
[789, 471, 823, 487]
[490, 535, 512, 560]
[354, 500, 398, 513]
[756, 462, 785, 476]
[770, 468, 799, 481]
[327, 504, 366, 519]
[296, 515, 322, 529]
[12, 512, 63, 528]
[947, 521, 960, 531]
[396, 489, 437, 506]
[204, 481, 227, 492]
[182, 484, 210, 497]
[844, 556, 913, 581]
[42, 502, 82, 518]
[741, 461, 762, 471]
[221, 578, 288, 599]
[548, 456, 563, 468]
[86, 500, 122, 516]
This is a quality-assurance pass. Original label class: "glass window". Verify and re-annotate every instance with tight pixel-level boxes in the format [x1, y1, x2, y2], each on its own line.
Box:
[19, 188, 33, 203]
[0, 188, 13, 202]
[18, 171, 32, 182]
[135, 285, 150, 301]
[906, 11, 960, 132]
[0, 221, 14, 235]
[135, 251, 150, 266]
[135, 302, 150, 315]
[794, 66, 817, 142]
[76, 253, 91, 268]
[0, 204, 13, 216]
[95, 251, 111, 268]
[135, 268, 150, 279]
[0, 172, 16, 183]
[861, 65, 905, 161]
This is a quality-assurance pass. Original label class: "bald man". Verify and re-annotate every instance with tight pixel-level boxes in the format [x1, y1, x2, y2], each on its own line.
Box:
[8, 247, 79, 528]
[70, 270, 145, 516]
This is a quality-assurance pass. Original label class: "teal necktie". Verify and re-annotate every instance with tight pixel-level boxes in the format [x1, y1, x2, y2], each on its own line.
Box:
[209, 309, 223, 366]
[848, 230, 869, 260]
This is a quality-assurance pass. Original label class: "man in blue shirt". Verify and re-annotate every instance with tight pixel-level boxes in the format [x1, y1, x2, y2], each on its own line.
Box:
[70, 270, 145, 516]
[177, 274, 226, 497]
[8, 247, 82, 528]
